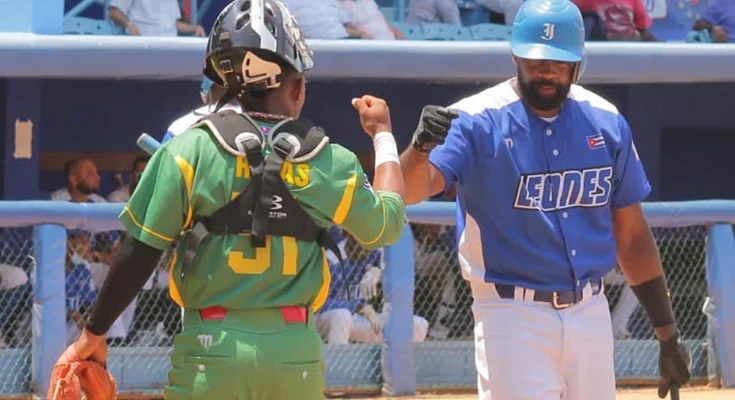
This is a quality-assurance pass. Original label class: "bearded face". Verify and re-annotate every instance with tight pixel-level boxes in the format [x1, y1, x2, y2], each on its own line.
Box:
[515, 58, 575, 112]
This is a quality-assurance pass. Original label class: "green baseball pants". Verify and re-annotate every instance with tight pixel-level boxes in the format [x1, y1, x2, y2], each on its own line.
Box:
[164, 307, 326, 400]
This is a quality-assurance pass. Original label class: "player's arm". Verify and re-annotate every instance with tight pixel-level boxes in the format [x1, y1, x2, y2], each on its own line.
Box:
[337, 151, 406, 250]
[83, 147, 190, 338]
[304, 96, 404, 250]
[400, 106, 462, 205]
[108, 0, 141, 35]
[613, 204, 674, 339]
[610, 115, 690, 395]
[352, 96, 405, 198]
[400, 149, 445, 205]
[607, 115, 675, 339]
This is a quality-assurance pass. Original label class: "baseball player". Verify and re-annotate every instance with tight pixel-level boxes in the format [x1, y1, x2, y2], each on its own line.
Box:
[51, 1, 424, 399]
[399, 0, 691, 398]
[161, 77, 242, 143]
[316, 227, 429, 344]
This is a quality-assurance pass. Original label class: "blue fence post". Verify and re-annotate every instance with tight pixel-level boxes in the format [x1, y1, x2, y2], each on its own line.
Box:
[381, 224, 416, 395]
[705, 223, 735, 387]
[31, 224, 67, 398]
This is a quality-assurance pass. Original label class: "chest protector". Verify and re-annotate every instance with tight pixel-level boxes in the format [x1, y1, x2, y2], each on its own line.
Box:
[180, 110, 345, 283]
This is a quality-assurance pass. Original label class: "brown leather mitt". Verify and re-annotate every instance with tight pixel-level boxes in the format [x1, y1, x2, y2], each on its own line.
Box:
[47, 361, 117, 400]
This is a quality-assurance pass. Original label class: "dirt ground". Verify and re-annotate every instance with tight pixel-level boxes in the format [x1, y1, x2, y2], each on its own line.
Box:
[334, 387, 735, 399]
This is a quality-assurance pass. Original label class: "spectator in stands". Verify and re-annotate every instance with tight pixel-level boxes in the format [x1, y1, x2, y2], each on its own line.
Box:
[410, 223, 469, 340]
[88, 238, 137, 346]
[162, 78, 242, 143]
[109, 0, 206, 37]
[0, 263, 29, 348]
[52, 159, 134, 345]
[316, 227, 428, 344]
[108, 156, 150, 202]
[282, 0, 370, 39]
[51, 158, 105, 203]
[406, 0, 462, 25]
[692, 0, 734, 43]
[129, 259, 180, 347]
[476, 0, 526, 25]
[572, 0, 656, 40]
[338, 0, 406, 39]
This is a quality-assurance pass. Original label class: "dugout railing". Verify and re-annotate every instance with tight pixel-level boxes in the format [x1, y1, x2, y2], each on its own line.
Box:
[0, 200, 733, 399]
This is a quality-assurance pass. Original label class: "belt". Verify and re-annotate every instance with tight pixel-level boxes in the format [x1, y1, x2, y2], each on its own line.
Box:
[199, 305, 308, 323]
[494, 279, 603, 310]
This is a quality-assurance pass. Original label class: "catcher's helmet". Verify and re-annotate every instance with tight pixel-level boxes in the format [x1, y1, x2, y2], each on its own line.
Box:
[510, 0, 586, 81]
[203, 0, 313, 94]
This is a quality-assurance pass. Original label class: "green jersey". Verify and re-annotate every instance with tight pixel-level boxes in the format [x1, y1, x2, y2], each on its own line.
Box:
[120, 123, 405, 313]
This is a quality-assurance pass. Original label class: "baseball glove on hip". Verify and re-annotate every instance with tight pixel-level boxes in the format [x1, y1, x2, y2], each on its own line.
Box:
[47, 361, 117, 400]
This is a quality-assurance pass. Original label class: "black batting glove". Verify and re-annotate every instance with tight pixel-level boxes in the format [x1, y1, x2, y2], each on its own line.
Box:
[658, 330, 691, 398]
[411, 105, 459, 154]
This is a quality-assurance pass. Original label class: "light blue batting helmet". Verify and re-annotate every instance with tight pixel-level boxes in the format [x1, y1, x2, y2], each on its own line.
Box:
[510, 0, 586, 80]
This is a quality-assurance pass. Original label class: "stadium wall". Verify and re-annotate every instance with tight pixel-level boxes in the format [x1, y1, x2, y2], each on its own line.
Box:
[1, 37, 735, 203]
[26, 79, 735, 203]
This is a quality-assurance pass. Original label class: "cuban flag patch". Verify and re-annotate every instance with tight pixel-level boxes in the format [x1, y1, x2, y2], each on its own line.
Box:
[587, 134, 606, 149]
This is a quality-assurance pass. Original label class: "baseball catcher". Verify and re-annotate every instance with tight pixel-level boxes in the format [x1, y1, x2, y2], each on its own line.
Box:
[49, 0, 433, 398]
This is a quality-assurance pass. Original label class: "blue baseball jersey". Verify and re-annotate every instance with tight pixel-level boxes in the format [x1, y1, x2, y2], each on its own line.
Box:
[319, 229, 383, 314]
[429, 79, 651, 292]
[66, 261, 97, 313]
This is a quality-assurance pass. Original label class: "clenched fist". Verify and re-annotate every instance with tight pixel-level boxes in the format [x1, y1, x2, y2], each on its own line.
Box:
[412, 105, 459, 154]
[352, 95, 392, 138]
[657, 330, 691, 398]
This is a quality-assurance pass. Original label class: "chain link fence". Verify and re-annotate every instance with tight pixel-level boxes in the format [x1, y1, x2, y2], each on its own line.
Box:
[1, 219, 710, 396]
[318, 228, 385, 389]
[66, 228, 178, 384]
[0, 227, 34, 394]
[611, 225, 709, 378]
[405, 222, 711, 380]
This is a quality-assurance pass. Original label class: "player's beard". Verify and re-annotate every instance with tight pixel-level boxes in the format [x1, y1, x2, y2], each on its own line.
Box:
[517, 70, 571, 112]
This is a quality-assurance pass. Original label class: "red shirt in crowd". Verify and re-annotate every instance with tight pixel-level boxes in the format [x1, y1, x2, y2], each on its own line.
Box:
[574, 0, 652, 40]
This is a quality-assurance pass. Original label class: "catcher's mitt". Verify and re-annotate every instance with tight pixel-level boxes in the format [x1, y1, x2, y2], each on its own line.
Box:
[47, 361, 117, 400]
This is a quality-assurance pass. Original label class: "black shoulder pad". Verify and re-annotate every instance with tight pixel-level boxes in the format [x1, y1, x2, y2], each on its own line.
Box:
[194, 111, 264, 158]
[268, 118, 330, 163]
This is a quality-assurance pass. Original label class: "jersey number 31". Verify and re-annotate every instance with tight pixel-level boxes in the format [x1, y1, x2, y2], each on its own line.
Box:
[228, 235, 299, 276]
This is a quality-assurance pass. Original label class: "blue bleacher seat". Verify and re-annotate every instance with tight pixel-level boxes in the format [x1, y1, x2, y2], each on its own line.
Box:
[381, 7, 397, 22]
[421, 23, 473, 41]
[63, 16, 123, 35]
[470, 23, 512, 41]
[391, 23, 425, 40]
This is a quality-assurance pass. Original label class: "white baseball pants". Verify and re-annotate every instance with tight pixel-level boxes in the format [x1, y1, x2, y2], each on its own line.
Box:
[471, 281, 616, 400]
[315, 309, 429, 345]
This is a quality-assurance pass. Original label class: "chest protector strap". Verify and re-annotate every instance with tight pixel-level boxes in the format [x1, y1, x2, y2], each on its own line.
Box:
[189, 111, 344, 277]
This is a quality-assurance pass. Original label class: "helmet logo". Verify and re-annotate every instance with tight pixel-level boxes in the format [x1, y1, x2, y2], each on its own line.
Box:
[541, 23, 556, 41]
[242, 51, 282, 89]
